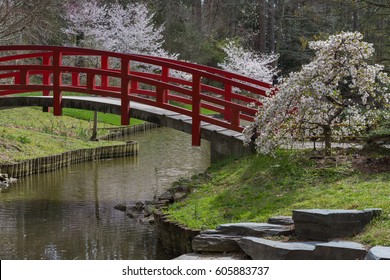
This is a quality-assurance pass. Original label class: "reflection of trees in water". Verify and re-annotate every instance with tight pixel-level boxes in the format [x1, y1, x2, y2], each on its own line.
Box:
[0, 128, 209, 259]
[1, 196, 158, 259]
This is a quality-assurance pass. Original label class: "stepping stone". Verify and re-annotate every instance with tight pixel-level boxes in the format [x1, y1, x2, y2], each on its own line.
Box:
[365, 246, 390, 260]
[216, 222, 293, 238]
[314, 241, 367, 260]
[192, 234, 242, 253]
[268, 216, 294, 225]
[293, 209, 376, 241]
[173, 253, 247, 260]
[237, 237, 316, 260]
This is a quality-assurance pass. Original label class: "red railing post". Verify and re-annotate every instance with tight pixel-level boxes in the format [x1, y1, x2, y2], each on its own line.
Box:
[72, 73, 80, 87]
[192, 73, 201, 146]
[121, 57, 130, 125]
[42, 55, 51, 112]
[42, 55, 51, 93]
[19, 69, 27, 85]
[156, 66, 169, 104]
[130, 80, 138, 93]
[53, 49, 62, 116]
[87, 73, 96, 90]
[224, 74, 233, 122]
[101, 55, 109, 89]
[231, 108, 240, 129]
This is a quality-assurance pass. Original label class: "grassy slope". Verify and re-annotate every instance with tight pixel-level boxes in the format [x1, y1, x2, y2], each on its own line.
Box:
[167, 151, 390, 246]
[0, 107, 124, 164]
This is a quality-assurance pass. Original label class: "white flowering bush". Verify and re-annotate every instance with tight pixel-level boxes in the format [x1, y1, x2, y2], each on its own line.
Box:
[244, 31, 390, 156]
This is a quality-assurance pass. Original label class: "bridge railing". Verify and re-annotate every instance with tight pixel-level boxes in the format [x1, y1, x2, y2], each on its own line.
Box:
[0, 45, 271, 145]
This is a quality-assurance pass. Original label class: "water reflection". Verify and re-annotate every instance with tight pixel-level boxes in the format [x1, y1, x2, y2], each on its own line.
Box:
[0, 127, 210, 259]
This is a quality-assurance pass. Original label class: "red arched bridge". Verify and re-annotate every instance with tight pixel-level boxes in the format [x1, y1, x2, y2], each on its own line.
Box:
[0, 45, 270, 158]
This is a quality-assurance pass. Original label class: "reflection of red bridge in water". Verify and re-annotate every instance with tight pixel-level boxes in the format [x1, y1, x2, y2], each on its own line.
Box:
[0, 45, 270, 150]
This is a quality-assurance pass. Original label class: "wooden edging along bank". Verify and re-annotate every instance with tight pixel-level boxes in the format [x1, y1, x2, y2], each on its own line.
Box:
[0, 141, 139, 178]
[98, 122, 160, 141]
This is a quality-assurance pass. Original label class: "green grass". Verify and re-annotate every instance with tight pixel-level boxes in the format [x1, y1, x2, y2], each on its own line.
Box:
[62, 108, 144, 126]
[167, 151, 390, 246]
[0, 107, 123, 164]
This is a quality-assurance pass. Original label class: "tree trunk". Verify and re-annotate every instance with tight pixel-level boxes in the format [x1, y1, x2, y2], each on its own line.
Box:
[353, 0, 358, 31]
[275, 0, 285, 54]
[323, 125, 332, 156]
[90, 110, 98, 141]
[192, 0, 202, 33]
[267, 0, 276, 53]
[258, 0, 267, 53]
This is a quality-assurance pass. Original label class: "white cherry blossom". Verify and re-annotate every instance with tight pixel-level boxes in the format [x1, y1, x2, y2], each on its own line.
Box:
[245, 32, 390, 156]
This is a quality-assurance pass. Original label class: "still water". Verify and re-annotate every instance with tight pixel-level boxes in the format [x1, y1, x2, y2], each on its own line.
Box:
[0, 127, 210, 260]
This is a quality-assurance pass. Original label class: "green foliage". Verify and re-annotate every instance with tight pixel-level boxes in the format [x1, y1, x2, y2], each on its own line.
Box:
[16, 135, 32, 144]
[365, 118, 390, 148]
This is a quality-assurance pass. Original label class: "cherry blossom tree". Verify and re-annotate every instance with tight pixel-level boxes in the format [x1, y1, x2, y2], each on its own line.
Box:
[219, 40, 278, 84]
[244, 31, 390, 156]
[63, 0, 174, 58]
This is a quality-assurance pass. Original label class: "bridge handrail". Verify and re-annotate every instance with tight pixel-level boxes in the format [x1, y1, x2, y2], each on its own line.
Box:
[0, 45, 271, 145]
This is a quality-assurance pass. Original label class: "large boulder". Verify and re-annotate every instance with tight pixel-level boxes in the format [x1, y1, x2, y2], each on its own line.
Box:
[365, 246, 390, 260]
[293, 209, 376, 241]
[237, 237, 317, 260]
[216, 222, 293, 238]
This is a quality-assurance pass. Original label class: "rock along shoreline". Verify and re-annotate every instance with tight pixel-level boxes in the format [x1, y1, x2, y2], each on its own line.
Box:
[142, 184, 390, 260]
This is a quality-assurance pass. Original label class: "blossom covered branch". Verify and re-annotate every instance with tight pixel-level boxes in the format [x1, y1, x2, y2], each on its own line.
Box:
[244, 31, 390, 156]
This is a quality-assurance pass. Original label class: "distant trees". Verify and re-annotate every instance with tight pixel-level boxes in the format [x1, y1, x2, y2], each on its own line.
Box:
[1, 0, 388, 74]
[243, 32, 390, 156]
[0, 0, 64, 45]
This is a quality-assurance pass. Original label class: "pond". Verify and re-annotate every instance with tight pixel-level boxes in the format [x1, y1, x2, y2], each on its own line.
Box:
[0, 127, 210, 260]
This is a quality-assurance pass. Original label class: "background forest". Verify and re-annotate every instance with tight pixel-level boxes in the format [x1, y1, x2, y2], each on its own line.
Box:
[0, 0, 389, 75]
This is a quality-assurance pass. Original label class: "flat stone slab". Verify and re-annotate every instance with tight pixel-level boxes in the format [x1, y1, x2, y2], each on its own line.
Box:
[365, 246, 390, 260]
[192, 234, 242, 253]
[174, 253, 247, 260]
[237, 237, 316, 260]
[216, 223, 293, 238]
[314, 241, 367, 260]
[268, 216, 294, 226]
[293, 209, 376, 240]
[200, 229, 222, 235]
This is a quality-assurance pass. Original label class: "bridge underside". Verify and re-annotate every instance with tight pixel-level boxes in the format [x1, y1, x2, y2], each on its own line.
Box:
[0, 96, 253, 162]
